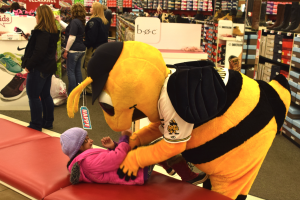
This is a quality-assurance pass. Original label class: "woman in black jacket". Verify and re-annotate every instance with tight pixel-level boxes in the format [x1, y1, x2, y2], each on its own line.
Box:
[21, 5, 59, 131]
[83, 2, 108, 94]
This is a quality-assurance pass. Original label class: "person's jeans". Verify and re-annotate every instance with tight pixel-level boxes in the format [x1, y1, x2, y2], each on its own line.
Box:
[26, 69, 54, 131]
[83, 47, 95, 94]
[67, 52, 85, 95]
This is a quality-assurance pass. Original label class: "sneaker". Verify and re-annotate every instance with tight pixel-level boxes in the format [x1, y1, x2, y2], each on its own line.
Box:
[70, 162, 81, 185]
[0, 57, 23, 75]
[0, 73, 27, 100]
[187, 172, 209, 185]
[3, 52, 23, 66]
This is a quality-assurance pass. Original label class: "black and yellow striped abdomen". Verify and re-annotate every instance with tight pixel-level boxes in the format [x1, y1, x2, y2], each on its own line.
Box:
[183, 70, 290, 173]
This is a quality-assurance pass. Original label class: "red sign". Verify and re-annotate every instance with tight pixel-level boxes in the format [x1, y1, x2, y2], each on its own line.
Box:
[26, 0, 60, 11]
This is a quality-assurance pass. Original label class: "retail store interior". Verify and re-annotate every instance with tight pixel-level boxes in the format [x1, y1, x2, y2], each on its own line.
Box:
[0, 0, 300, 200]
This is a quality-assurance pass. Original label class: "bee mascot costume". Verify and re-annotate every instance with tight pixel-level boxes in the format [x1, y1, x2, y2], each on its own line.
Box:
[67, 41, 291, 200]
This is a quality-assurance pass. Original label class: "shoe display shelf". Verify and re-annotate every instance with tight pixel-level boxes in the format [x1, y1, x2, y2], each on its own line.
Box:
[216, 20, 243, 70]
[116, 15, 135, 41]
[264, 2, 300, 33]
[283, 36, 300, 147]
[255, 29, 300, 146]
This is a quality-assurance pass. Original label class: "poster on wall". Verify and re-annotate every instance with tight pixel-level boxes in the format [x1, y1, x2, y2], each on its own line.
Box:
[0, 16, 36, 110]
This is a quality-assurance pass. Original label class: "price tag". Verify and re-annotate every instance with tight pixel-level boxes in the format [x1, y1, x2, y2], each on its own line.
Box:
[290, 78, 294, 81]
[278, 50, 282, 53]
[242, 62, 245, 64]
[287, 32, 292, 36]
[293, 127, 296, 131]
[277, 59, 281, 62]
[291, 136, 295, 140]
[292, 63, 295, 67]
[293, 54, 296, 57]
[264, 29, 268, 32]
[294, 45, 299, 48]
[282, 130, 286, 133]
[278, 31, 281, 35]
[279, 41, 282, 44]
[284, 121, 287, 125]
[297, 34, 300, 37]
[270, 30, 274, 34]
[296, 101, 300, 105]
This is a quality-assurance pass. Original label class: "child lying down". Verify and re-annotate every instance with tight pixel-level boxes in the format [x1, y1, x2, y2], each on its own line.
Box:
[60, 127, 208, 185]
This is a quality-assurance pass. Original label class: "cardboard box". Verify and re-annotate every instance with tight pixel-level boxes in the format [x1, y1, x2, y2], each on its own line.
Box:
[289, 80, 298, 93]
[287, 105, 300, 119]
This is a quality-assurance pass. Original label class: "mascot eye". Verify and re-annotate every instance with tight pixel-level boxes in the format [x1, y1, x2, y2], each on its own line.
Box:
[98, 91, 114, 116]
[99, 102, 115, 116]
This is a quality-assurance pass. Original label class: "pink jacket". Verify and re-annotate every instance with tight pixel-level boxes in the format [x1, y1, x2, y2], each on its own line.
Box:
[68, 141, 145, 185]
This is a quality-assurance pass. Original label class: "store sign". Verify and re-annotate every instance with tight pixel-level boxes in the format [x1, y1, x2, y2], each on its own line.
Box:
[135, 17, 161, 44]
[26, 0, 59, 11]
[0, 14, 12, 27]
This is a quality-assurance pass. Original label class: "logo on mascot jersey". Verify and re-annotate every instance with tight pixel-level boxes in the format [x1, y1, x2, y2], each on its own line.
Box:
[80, 106, 92, 129]
[167, 119, 179, 135]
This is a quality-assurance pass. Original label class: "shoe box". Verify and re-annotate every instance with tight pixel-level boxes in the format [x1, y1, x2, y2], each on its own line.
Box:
[289, 70, 300, 85]
[260, 35, 267, 57]
[262, 62, 280, 82]
[292, 56, 300, 69]
[292, 43, 300, 69]
[283, 105, 300, 142]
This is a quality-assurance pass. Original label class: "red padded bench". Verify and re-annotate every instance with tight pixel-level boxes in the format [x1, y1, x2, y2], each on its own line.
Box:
[0, 137, 71, 199]
[0, 118, 231, 200]
[0, 118, 49, 149]
[44, 171, 231, 200]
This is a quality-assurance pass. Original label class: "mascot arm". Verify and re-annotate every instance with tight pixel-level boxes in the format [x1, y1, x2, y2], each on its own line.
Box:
[118, 139, 186, 181]
[129, 121, 163, 149]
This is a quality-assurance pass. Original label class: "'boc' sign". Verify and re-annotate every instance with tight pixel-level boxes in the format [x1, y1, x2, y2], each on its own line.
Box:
[135, 17, 161, 44]
[0, 14, 12, 27]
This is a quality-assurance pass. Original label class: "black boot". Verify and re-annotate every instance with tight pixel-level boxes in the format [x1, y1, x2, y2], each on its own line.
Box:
[282, 2, 300, 32]
[259, 2, 267, 26]
[273, 4, 292, 31]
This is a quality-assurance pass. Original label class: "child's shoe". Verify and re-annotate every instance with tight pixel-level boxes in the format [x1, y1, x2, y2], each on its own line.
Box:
[70, 162, 81, 185]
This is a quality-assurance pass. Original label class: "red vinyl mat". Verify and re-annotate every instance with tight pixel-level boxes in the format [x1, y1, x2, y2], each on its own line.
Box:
[44, 172, 231, 200]
[0, 137, 71, 199]
[0, 118, 49, 149]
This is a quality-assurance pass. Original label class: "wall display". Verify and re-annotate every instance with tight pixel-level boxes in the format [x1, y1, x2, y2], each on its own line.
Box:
[0, 16, 36, 110]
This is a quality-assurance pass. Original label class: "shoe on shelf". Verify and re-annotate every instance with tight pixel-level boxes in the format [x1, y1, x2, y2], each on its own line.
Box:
[0, 73, 28, 101]
[233, 26, 244, 36]
[3, 52, 23, 66]
[0, 56, 23, 75]
[218, 13, 232, 21]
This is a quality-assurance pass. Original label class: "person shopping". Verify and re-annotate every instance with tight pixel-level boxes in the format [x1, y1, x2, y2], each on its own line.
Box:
[83, 2, 108, 94]
[21, 5, 59, 131]
[56, 3, 86, 95]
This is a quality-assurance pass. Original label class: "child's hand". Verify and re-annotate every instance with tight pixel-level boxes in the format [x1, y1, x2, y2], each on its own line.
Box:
[101, 136, 115, 149]
[121, 129, 132, 137]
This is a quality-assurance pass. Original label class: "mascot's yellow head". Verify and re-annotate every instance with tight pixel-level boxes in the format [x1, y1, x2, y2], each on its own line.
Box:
[67, 41, 170, 131]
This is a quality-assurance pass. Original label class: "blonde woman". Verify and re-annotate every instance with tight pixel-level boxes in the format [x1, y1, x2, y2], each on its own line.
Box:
[83, 2, 108, 94]
[21, 5, 59, 131]
[56, 3, 86, 95]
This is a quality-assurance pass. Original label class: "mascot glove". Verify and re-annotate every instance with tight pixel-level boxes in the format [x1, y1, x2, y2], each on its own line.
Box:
[129, 134, 141, 150]
[117, 150, 139, 181]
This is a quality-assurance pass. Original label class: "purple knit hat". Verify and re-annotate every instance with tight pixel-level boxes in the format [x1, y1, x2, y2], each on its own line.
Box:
[60, 127, 87, 159]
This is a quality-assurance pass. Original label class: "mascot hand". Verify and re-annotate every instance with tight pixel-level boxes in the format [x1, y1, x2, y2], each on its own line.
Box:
[129, 134, 141, 150]
[117, 150, 139, 181]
